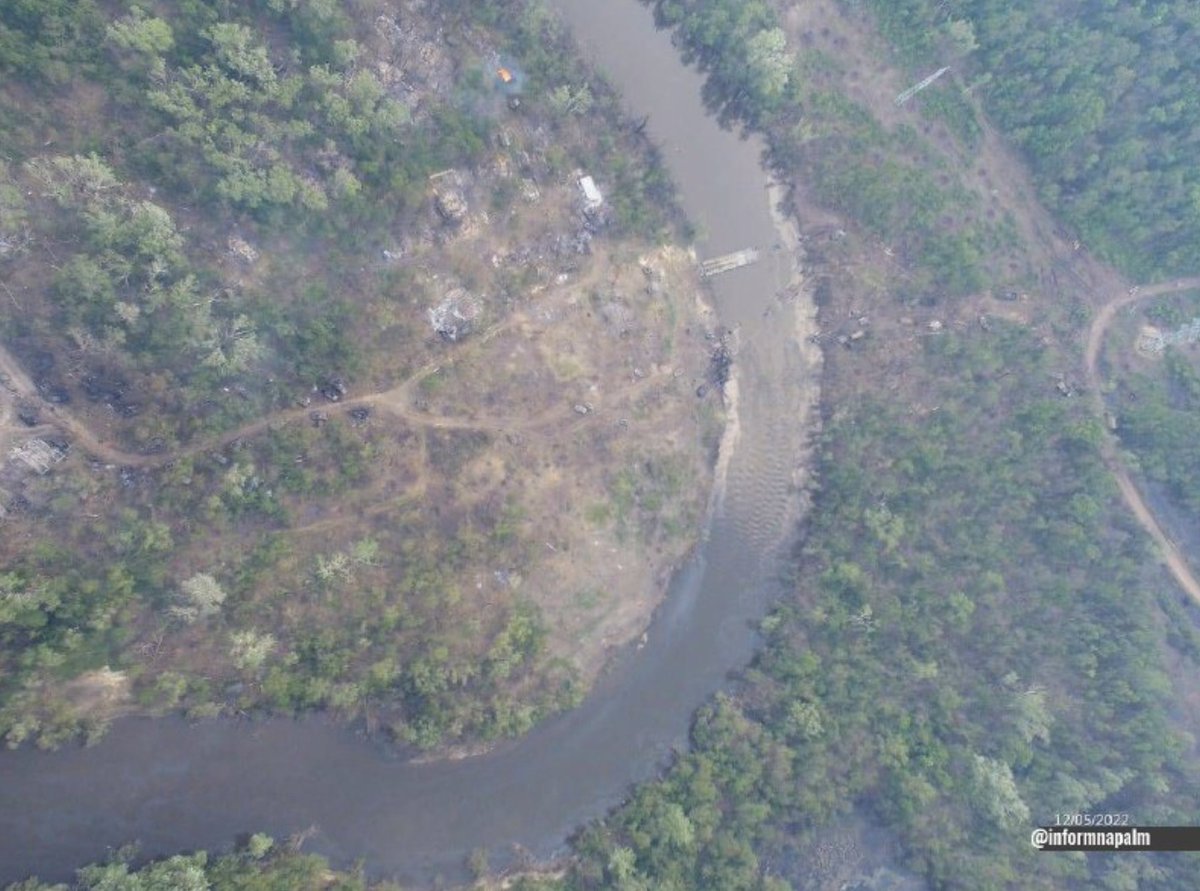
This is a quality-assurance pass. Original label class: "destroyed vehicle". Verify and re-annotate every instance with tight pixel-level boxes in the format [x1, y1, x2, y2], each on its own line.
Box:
[428, 289, 481, 342]
[319, 377, 348, 401]
[433, 188, 468, 226]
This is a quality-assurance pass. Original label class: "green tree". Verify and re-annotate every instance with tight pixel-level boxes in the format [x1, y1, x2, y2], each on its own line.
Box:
[745, 27, 791, 100]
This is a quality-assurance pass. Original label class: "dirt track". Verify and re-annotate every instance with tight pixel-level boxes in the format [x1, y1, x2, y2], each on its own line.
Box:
[1084, 275, 1200, 605]
[8, 272, 1200, 610]
[0, 341, 161, 466]
[0, 301, 654, 473]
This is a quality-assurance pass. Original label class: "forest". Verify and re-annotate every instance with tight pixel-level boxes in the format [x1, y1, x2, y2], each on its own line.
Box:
[0, 0, 710, 754]
[26, 321, 1200, 891]
[7, 0, 1200, 889]
[556, 322, 1200, 890]
[649, 0, 1008, 299]
[858, 0, 1200, 282]
[1111, 293, 1200, 525]
[519, 1, 1200, 889]
[6, 837, 396, 891]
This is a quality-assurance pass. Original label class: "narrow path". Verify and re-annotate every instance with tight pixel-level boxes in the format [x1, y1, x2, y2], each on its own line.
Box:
[8, 274, 1200, 615]
[0, 343, 142, 465]
[0, 301, 662, 473]
[1084, 275, 1200, 605]
[0, 315, 533, 469]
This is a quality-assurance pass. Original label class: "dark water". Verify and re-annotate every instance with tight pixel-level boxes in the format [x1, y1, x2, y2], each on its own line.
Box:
[0, 2, 816, 885]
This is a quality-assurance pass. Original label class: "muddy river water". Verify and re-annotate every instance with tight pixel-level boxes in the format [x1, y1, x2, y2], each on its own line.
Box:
[0, 2, 820, 884]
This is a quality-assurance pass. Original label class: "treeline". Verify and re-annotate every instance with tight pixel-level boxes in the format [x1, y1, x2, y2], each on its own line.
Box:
[5, 835, 381, 891]
[538, 6, 1200, 889]
[0, 0, 478, 453]
[1117, 348, 1200, 516]
[647, 0, 1005, 299]
[553, 322, 1200, 890]
[0, 0, 676, 448]
[860, 0, 1200, 280]
[0, 0, 680, 752]
[1, 1, 489, 226]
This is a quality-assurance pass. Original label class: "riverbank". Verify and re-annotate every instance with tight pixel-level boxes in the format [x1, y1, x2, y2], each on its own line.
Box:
[0, 0, 821, 884]
[0, 0, 730, 756]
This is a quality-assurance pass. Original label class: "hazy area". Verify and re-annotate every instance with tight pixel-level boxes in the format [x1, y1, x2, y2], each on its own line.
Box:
[3, 1, 1200, 890]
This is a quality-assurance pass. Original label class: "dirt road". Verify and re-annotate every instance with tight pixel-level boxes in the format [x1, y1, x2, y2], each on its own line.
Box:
[0, 340, 145, 465]
[1084, 275, 1200, 605]
[6, 269, 1199, 614]
[0, 296, 667, 472]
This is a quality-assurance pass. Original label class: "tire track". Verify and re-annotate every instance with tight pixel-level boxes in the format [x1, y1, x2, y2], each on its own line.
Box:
[1084, 275, 1200, 604]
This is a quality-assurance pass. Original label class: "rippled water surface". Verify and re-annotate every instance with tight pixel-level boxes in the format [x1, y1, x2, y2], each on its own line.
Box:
[0, 2, 817, 884]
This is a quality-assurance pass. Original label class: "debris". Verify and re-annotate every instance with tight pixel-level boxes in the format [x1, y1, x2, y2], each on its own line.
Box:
[428, 288, 481, 342]
[41, 384, 70, 404]
[309, 410, 329, 428]
[319, 377, 348, 402]
[433, 187, 468, 225]
[708, 333, 734, 388]
[927, 319, 943, 332]
[1054, 376, 1077, 397]
[348, 406, 371, 425]
[573, 403, 590, 415]
[10, 438, 68, 474]
[578, 175, 603, 211]
[1139, 318, 1200, 353]
[227, 235, 259, 263]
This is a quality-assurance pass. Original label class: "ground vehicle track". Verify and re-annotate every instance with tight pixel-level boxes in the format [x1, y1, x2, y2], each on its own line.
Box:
[1084, 275, 1200, 605]
[7, 272, 1197, 610]
[0, 309, 665, 472]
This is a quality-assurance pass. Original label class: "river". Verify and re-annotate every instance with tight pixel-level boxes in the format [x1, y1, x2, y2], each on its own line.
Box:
[0, 2, 820, 885]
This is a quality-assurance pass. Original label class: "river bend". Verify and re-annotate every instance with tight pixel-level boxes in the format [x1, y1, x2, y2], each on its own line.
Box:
[0, 2, 820, 884]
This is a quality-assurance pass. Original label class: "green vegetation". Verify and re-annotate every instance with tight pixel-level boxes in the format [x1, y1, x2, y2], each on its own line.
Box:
[521, 2, 1200, 889]
[0, 0, 703, 752]
[7, 0, 1200, 889]
[0, 0, 679, 453]
[1116, 345, 1200, 516]
[5, 835, 388, 891]
[856, 0, 1200, 280]
[648, 0, 1009, 298]
[558, 322, 1200, 890]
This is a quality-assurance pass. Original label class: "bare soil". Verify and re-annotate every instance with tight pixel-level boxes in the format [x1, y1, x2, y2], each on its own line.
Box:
[0, 2, 731, 747]
[0, 234, 723, 706]
[1084, 277, 1200, 605]
[776, 1, 1200, 611]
